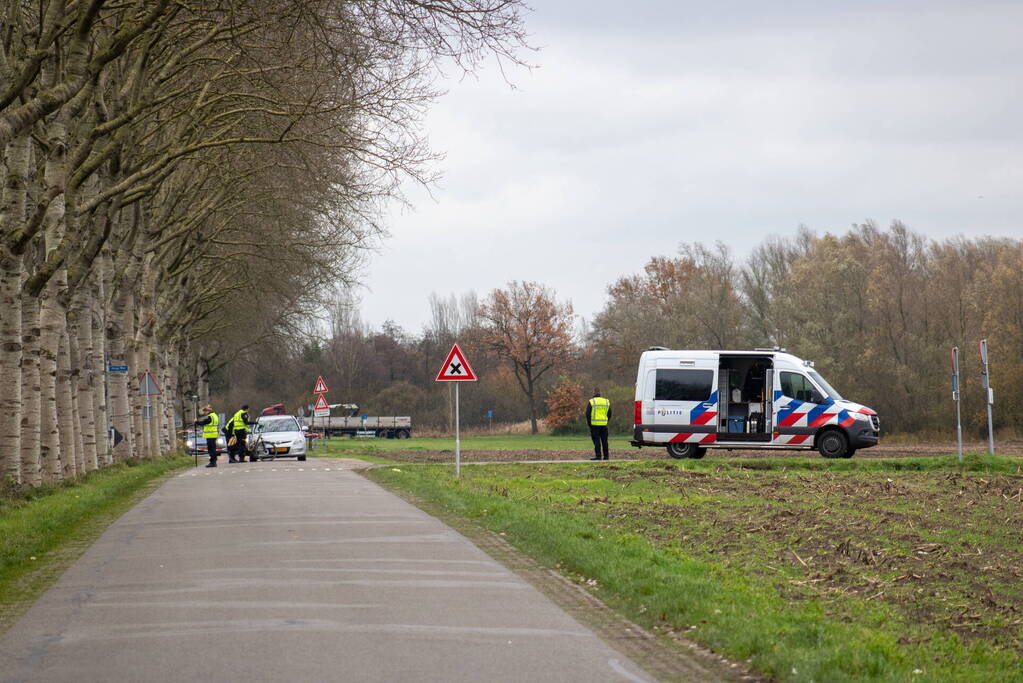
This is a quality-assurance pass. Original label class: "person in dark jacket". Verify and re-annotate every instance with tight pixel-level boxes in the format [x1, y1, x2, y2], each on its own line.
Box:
[194, 405, 220, 467]
[585, 389, 611, 461]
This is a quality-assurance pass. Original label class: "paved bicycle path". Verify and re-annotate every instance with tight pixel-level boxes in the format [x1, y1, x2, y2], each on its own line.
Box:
[0, 460, 656, 683]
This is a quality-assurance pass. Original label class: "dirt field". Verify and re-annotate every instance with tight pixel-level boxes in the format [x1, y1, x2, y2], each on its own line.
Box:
[381, 439, 1023, 463]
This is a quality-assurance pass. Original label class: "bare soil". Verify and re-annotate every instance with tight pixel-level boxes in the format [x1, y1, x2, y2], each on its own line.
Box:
[592, 466, 1023, 650]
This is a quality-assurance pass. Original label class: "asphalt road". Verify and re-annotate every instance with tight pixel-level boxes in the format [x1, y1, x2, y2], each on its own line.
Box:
[0, 459, 656, 683]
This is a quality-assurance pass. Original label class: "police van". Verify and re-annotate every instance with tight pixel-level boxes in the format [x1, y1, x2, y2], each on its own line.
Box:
[631, 348, 880, 459]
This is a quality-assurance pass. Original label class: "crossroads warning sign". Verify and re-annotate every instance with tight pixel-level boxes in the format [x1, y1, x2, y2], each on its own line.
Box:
[435, 343, 477, 382]
[313, 394, 330, 411]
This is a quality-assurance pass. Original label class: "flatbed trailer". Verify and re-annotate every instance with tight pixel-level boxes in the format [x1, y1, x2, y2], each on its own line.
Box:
[314, 415, 411, 439]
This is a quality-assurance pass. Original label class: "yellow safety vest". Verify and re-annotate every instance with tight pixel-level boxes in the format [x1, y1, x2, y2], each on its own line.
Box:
[589, 397, 610, 426]
[202, 412, 219, 438]
[229, 409, 247, 432]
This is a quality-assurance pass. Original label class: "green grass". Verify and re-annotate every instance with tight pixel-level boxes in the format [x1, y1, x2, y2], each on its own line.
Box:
[367, 454, 1023, 682]
[0, 455, 191, 631]
[309, 432, 634, 456]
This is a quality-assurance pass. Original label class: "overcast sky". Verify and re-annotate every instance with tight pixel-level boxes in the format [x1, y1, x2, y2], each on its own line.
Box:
[358, 0, 1023, 334]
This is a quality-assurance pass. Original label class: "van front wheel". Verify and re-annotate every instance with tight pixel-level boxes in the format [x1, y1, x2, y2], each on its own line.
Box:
[666, 443, 705, 459]
[817, 430, 852, 459]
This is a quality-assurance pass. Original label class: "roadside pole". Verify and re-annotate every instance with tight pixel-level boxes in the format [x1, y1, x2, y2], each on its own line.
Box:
[191, 394, 199, 468]
[435, 343, 477, 479]
[952, 346, 963, 463]
[313, 377, 329, 452]
[980, 339, 994, 455]
[455, 383, 461, 477]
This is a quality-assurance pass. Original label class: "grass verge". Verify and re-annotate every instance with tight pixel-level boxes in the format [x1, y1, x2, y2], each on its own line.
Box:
[367, 454, 1023, 682]
[0, 455, 191, 633]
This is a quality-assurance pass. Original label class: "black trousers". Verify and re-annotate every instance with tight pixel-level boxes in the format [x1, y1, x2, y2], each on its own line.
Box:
[233, 430, 249, 460]
[589, 425, 609, 459]
[206, 437, 219, 465]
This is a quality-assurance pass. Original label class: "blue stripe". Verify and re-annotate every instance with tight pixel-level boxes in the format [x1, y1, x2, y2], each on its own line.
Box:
[804, 402, 831, 424]
[776, 398, 804, 424]
[689, 390, 718, 422]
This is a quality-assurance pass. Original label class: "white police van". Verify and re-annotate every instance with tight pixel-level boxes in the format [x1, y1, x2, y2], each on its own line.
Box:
[631, 348, 880, 459]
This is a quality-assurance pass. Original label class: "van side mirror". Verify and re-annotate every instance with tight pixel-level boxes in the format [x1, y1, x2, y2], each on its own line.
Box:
[301, 425, 309, 432]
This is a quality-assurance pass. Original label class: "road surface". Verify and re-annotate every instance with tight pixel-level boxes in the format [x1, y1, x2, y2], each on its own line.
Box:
[0, 459, 660, 682]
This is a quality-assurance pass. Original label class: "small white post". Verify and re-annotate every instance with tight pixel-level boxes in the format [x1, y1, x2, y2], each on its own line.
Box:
[455, 382, 461, 478]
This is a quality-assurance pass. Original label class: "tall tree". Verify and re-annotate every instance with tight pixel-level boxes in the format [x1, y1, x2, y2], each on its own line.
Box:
[477, 281, 575, 434]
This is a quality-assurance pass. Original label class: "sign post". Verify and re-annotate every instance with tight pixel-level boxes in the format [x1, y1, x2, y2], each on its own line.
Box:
[980, 339, 994, 455]
[435, 343, 477, 478]
[951, 347, 963, 463]
[312, 376, 329, 450]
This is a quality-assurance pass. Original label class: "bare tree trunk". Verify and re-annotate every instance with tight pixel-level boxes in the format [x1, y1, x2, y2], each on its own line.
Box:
[95, 248, 112, 465]
[92, 272, 110, 466]
[56, 332, 77, 478]
[73, 291, 99, 471]
[108, 288, 133, 461]
[0, 250, 22, 484]
[20, 297, 42, 485]
[0, 133, 30, 484]
[38, 280, 65, 482]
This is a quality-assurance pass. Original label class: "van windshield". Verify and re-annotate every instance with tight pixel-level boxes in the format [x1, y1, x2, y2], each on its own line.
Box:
[808, 370, 843, 401]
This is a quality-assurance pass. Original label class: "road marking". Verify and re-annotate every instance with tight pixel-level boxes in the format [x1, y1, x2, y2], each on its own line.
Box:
[608, 658, 654, 682]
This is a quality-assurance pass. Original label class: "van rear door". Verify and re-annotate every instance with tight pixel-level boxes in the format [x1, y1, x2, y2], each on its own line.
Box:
[646, 358, 718, 445]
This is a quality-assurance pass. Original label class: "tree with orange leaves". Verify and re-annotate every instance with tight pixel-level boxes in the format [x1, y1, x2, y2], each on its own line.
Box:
[477, 281, 576, 434]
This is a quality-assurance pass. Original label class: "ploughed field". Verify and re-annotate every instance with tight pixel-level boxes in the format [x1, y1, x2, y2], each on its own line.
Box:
[369, 455, 1023, 680]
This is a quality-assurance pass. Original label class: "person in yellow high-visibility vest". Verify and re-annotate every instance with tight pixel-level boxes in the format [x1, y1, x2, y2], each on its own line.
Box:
[194, 405, 220, 467]
[586, 389, 612, 461]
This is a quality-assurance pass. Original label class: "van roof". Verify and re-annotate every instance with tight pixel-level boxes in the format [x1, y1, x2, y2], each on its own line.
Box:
[640, 349, 806, 365]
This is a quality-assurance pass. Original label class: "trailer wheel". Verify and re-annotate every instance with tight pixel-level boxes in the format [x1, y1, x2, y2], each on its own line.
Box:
[817, 430, 852, 458]
[666, 442, 704, 459]
[396, 429, 410, 439]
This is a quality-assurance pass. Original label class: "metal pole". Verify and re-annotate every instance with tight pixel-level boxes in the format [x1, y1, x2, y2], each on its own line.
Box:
[192, 396, 198, 468]
[952, 347, 963, 463]
[955, 394, 964, 464]
[455, 382, 461, 479]
[980, 339, 994, 455]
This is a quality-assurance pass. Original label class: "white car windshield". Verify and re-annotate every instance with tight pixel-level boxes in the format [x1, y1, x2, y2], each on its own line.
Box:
[257, 417, 300, 433]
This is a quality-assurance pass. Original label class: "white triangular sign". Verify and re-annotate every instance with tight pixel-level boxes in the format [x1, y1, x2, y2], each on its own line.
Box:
[435, 343, 477, 382]
[138, 370, 162, 396]
[313, 376, 329, 393]
[313, 394, 329, 411]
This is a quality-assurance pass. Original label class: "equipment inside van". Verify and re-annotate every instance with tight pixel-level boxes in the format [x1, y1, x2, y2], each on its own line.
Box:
[631, 348, 880, 459]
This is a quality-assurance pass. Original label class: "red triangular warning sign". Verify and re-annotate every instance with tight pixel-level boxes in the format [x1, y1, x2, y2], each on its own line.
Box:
[313, 394, 330, 410]
[313, 376, 329, 393]
[435, 343, 477, 382]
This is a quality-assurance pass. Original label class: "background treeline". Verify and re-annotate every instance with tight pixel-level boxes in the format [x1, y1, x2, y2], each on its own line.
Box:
[0, 0, 528, 488]
[225, 222, 1022, 439]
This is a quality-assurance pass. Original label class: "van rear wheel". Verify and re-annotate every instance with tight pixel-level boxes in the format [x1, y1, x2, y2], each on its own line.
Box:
[817, 430, 852, 458]
[666, 443, 705, 459]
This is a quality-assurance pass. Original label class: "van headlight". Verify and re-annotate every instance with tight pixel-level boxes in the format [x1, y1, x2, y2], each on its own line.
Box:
[851, 412, 872, 423]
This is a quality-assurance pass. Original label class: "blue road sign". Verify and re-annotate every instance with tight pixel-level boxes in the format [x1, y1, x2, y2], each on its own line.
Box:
[487, 410, 493, 418]
[108, 365, 128, 372]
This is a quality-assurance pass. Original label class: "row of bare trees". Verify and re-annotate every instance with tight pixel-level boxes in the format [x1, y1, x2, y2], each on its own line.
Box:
[1, 0, 528, 487]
